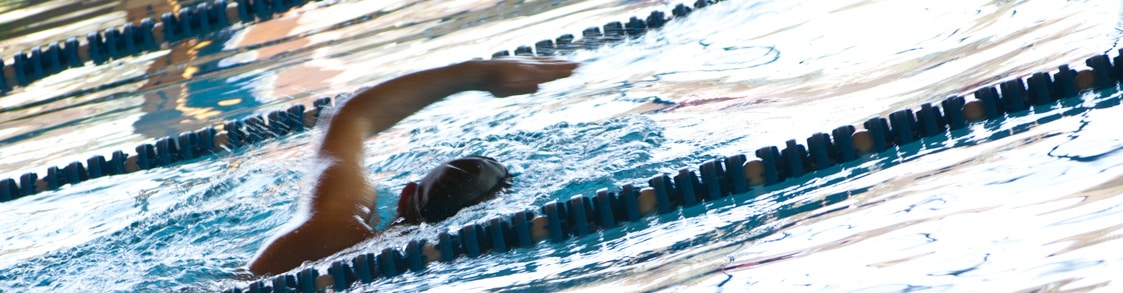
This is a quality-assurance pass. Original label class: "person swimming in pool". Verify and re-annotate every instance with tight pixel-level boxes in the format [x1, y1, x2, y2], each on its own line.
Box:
[246, 57, 579, 276]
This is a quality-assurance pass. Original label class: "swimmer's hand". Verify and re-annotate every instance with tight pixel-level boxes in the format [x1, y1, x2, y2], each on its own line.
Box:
[465, 57, 579, 97]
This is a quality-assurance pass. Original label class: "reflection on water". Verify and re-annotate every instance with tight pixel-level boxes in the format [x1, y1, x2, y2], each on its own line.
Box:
[132, 39, 253, 138]
[0, 0, 192, 55]
[0, 0, 1122, 292]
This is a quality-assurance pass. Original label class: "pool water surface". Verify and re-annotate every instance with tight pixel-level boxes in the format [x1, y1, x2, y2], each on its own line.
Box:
[1, 0, 1122, 292]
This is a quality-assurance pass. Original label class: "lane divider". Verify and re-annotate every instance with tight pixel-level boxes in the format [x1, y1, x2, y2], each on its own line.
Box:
[0, 98, 329, 202]
[0, 0, 321, 95]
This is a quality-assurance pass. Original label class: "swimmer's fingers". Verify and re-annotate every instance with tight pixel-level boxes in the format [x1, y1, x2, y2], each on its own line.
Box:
[494, 57, 578, 75]
[491, 55, 576, 64]
[477, 58, 579, 97]
[490, 56, 579, 76]
[518, 62, 578, 83]
[486, 79, 542, 98]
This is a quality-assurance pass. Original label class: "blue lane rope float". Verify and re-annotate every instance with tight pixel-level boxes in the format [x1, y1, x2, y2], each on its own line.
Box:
[0, 0, 321, 95]
[0, 98, 326, 202]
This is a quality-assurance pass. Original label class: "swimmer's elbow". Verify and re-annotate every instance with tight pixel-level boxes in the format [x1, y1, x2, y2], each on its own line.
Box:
[246, 217, 375, 277]
[247, 242, 295, 276]
[245, 226, 311, 276]
[247, 256, 281, 276]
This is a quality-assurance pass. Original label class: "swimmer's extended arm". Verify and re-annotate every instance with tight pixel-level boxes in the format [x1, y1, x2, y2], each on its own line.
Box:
[247, 58, 577, 276]
[316, 58, 577, 223]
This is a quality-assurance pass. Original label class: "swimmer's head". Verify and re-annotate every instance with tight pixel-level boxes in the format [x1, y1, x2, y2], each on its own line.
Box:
[396, 156, 512, 224]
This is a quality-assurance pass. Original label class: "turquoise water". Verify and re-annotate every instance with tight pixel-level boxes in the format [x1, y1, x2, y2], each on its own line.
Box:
[1, 0, 1123, 291]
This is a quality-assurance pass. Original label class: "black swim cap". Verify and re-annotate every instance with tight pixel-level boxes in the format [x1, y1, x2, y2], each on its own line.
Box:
[397, 156, 511, 224]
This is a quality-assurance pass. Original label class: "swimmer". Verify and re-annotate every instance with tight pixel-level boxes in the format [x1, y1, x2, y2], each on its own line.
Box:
[247, 57, 578, 276]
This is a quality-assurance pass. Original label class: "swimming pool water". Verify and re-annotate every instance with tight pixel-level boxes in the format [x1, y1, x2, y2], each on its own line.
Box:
[1, 0, 1123, 291]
